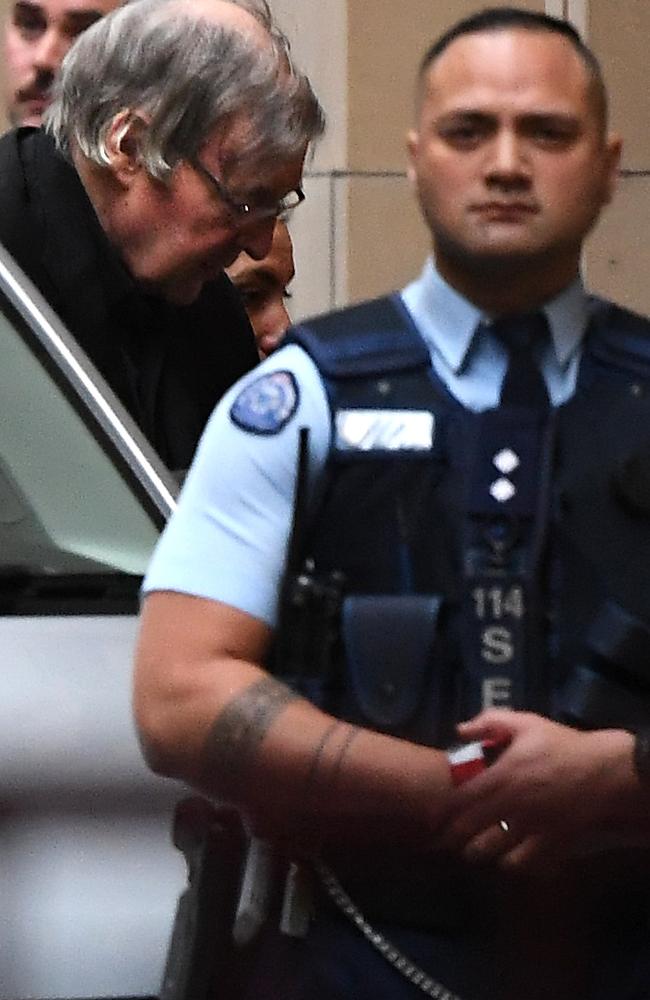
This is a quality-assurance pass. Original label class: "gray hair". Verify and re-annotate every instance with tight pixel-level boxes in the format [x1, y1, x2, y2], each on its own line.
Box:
[45, 0, 325, 179]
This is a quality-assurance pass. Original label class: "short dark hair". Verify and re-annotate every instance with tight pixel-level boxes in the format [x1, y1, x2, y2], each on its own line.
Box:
[418, 6, 607, 128]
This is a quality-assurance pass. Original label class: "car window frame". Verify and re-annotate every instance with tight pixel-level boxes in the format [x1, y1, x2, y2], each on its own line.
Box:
[0, 241, 179, 530]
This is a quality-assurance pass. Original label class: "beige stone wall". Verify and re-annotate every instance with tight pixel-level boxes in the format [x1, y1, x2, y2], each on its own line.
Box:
[1, 0, 647, 319]
[0, 0, 9, 134]
[584, 0, 650, 315]
[271, 0, 348, 319]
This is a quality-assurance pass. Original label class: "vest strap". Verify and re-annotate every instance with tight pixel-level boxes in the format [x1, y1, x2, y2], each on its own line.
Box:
[287, 294, 430, 379]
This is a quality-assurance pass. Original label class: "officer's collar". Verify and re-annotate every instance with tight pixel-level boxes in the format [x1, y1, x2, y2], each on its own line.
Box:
[401, 257, 588, 375]
[542, 281, 589, 369]
[401, 258, 482, 375]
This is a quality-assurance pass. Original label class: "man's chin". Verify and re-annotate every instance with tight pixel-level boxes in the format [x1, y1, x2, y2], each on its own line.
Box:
[11, 101, 48, 128]
[139, 258, 231, 305]
[161, 284, 203, 306]
[159, 273, 220, 306]
[460, 236, 550, 271]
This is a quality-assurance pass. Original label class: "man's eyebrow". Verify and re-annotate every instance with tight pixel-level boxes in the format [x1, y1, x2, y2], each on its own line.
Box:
[13, 1, 105, 26]
[438, 108, 580, 120]
[236, 182, 295, 207]
[438, 109, 494, 120]
[436, 108, 582, 130]
[63, 8, 105, 27]
[522, 111, 580, 123]
[14, 0, 103, 15]
[13, 1, 44, 14]
[433, 110, 496, 130]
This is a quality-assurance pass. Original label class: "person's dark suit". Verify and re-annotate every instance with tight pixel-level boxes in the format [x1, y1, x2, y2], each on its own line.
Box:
[0, 127, 259, 473]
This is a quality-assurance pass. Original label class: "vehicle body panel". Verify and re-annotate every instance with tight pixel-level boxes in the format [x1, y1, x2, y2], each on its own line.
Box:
[0, 242, 187, 998]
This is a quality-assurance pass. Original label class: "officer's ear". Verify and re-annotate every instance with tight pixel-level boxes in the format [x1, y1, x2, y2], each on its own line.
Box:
[601, 132, 623, 206]
[406, 128, 420, 187]
[102, 110, 148, 185]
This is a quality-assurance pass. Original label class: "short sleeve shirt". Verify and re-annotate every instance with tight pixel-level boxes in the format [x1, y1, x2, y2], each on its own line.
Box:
[143, 344, 331, 625]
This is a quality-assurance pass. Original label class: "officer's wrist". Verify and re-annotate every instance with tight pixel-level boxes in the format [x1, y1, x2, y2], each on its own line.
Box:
[586, 728, 648, 831]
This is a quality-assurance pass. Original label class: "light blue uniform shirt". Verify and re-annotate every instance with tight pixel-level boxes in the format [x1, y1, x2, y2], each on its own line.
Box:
[402, 258, 587, 409]
[143, 260, 590, 627]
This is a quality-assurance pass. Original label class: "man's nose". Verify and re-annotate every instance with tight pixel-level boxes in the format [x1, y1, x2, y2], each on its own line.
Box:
[485, 130, 531, 186]
[239, 217, 276, 261]
[32, 27, 69, 74]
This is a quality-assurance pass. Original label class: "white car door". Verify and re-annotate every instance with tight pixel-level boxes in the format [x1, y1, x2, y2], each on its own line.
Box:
[0, 243, 186, 999]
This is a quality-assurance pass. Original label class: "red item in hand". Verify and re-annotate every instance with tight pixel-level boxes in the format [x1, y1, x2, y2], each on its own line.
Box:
[447, 738, 506, 786]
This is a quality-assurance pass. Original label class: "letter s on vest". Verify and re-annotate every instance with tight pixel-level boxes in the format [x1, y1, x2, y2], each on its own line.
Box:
[481, 625, 514, 665]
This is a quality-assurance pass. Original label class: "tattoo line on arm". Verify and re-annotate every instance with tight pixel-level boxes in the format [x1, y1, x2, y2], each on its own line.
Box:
[328, 723, 361, 791]
[202, 676, 300, 800]
[303, 720, 361, 805]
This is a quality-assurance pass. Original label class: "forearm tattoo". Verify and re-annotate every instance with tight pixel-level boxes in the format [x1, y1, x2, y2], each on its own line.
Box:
[328, 723, 361, 791]
[202, 676, 299, 800]
[202, 676, 361, 831]
[304, 720, 361, 806]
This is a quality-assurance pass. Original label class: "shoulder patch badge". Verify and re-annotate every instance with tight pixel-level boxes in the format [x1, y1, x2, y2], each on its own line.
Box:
[230, 370, 299, 435]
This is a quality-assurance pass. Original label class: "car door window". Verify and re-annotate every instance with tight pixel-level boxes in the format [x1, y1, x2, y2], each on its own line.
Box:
[0, 246, 176, 613]
[0, 310, 158, 575]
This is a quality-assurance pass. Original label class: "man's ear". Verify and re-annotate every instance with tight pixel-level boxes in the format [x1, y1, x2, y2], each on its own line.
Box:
[602, 132, 623, 206]
[103, 110, 147, 184]
[406, 128, 419, 187]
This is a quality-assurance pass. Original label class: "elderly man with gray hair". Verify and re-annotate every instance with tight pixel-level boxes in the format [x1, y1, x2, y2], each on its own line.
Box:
[0, 0, 324, 473]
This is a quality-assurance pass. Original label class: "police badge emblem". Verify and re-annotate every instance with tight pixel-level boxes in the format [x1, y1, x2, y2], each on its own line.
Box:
[230, 370, 299, 434]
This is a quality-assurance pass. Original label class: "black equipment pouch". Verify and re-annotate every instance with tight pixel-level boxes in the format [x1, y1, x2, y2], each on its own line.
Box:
[558, 599, 650, 730]
[159, 798, 246, 1000]
[342, 594, 442, 729]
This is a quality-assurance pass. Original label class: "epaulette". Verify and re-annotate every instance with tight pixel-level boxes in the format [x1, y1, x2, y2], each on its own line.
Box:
[588, 297, 650, 380]
[285, 293, 430, 379]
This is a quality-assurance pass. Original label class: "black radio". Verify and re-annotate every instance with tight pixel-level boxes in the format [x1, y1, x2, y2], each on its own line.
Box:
[558, 600, 650, 731]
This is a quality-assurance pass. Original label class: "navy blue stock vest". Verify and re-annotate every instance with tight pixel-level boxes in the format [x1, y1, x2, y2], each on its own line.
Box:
[277, 293, 650, 749]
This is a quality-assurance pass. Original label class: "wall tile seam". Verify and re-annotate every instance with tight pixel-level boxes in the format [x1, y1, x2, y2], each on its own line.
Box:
[304, 170, 408, 179]
[329, 173, 337, 309]
[306, 169, 650, 179]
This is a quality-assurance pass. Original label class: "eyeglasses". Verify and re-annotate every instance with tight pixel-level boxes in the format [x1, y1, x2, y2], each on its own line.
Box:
[191, 158, 305, 224]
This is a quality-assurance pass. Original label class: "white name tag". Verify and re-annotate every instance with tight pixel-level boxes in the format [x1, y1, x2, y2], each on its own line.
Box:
[335, 409, 435, 452]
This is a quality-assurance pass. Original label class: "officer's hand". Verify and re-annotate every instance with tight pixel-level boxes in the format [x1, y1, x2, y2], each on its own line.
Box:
[439, 710, 636, 868]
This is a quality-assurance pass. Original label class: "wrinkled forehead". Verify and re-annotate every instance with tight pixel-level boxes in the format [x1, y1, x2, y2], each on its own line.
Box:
[201, 113, 306, 189]
[205, 112, 260, 166]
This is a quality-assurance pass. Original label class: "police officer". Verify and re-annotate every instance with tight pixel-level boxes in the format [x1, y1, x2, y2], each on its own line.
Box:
[135, 8, 650, 999]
